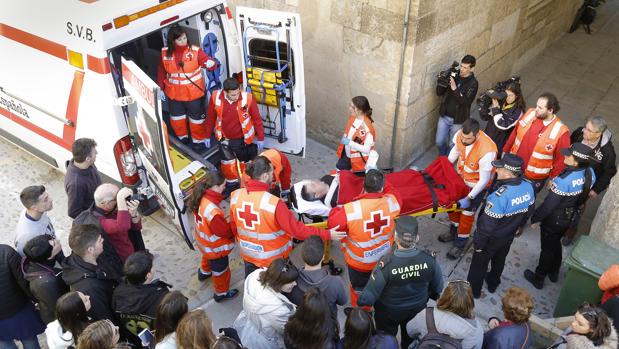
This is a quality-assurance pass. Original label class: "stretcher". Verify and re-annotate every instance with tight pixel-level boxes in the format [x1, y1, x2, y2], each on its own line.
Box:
[291, 157, 470, 228]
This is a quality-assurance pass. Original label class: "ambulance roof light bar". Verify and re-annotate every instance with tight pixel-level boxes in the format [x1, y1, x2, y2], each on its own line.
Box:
[113, 0, 185, 29]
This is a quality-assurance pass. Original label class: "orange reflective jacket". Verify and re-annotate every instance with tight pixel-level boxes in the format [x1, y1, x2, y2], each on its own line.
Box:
[336, 115, 376, 172]
[212, 90, 256, 144]
[455, 130, 497, 188]
[161, 45, 204, 101]
[194, 197, 234, 260]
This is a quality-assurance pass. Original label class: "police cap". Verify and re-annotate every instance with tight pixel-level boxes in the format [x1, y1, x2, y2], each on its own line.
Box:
[560, 142, 594, 162]
[492, 153, 524, 174]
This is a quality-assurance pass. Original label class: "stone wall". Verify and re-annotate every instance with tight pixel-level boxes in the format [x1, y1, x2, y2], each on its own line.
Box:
[590, 175, 619, 250]
[229, 0, 581, 168]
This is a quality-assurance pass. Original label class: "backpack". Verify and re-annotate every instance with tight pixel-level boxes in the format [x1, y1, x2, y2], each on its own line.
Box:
[416, 307, 463, 349]
[201, 32, 222, 93]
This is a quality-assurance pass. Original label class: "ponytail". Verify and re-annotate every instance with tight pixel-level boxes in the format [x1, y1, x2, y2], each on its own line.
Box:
[186, 171, 225, 213]
[245, 156, 272, 180]
[351, 96, 374, 123]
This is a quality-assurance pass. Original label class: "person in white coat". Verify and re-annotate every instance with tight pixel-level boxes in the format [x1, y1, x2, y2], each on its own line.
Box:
[234, 258, 298, 349]
[407, 280, 484, 349]
[46, 291, 91, 349]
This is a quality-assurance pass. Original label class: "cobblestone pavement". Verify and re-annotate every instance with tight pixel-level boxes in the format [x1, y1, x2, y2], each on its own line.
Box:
[2, 1, 619, 344]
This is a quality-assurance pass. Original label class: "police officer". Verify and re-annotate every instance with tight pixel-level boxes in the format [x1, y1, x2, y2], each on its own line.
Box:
[524, 143, 596, 289]
[466, 154, 535, 298]
[357, 216, 444, 349]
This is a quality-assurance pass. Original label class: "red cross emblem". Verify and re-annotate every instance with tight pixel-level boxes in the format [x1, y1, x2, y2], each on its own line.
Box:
[185, 52, 194, 60]
[545, 144, 553, 151]
[364, 210, 390, 237]
[237, 203, 259, 230]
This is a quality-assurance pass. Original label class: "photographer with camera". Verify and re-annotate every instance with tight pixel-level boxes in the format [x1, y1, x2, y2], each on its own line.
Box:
[93, 184, 145, 261]
[435, 55, 479, 156]
[480, 82, 525, 154]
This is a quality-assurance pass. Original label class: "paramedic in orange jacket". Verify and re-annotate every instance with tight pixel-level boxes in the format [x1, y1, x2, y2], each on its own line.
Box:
[503, 92, 570, 193]
[237, 148, 292, 197]
[336, 96, 377, 172]
[186, 171, 238, 302]
[439, 119, 497, 260]
[327, 169, 403, 307]
[157, 25, 217, 151]
[229, 156, 346, 277]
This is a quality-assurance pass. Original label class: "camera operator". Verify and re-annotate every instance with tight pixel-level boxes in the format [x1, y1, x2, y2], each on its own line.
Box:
[481, 83, 525, 154]
[435, 55, 479, 156]
[93, 184, 145, 261]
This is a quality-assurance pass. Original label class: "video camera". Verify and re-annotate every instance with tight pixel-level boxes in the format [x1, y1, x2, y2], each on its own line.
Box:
[476, 76, 521, 115]
[437, 61, 460, 89]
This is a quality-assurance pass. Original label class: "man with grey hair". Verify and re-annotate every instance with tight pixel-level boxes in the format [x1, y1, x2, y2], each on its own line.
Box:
[562, 116, 617, 245]
[358, 216, 444, 349]
[93, 184, 144, 261]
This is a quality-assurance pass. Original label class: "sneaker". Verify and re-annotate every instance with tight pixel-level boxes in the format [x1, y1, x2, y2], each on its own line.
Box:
[197, 269, 212, 281]
[446, 245, 464, 260]
[214, 289, 239, 303]
[561, 236, 574, 246]
[438, 224, 457, 243]
[524, 269, 544, 290]
[548, 271, 559, 283]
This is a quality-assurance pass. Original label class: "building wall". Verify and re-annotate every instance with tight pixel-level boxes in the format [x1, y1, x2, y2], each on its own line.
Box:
[229, 0, 581, 168]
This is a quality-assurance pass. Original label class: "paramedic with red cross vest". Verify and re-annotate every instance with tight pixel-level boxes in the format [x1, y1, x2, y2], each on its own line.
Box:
[327, 169, 403, 307]
[157, 25, 217, 151]
[229, 156, 346, 278]
[503, 92, 570, 193]
[439, 119, 497, 260]
[205, 78, 265, 163]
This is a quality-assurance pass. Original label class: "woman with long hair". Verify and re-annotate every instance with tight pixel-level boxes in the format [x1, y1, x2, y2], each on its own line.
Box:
[284, 288, 339, 349]
[187, 171, 237, 302]
[481, 82, 526, 154]
[157, 25, 217, 151]
[76, 320, 120, 349]
[154, 291, 189, 349]
[46, 291, 92, 349]
[337, 307, 397, 349]
[175, 309, 217, 349]
[551, 303, 618, 349]
[336, 96, 377, 172]
[234, 258, 299, 349]
[407, 280, 483, 348]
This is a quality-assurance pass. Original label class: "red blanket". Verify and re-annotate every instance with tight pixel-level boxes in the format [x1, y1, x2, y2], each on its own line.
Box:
[337, 157, 469, 215]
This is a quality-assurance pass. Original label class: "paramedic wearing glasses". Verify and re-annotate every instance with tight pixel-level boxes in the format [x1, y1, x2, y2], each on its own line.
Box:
[157, 25, 217, 151]
[336, 96, 376, 172]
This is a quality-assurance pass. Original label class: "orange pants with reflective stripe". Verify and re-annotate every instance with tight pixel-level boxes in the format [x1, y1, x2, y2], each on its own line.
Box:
[448, 211, 475, 238]
[200, 254, 231, 295]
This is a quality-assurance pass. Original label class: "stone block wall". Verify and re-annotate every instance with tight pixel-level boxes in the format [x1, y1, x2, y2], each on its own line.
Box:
[229, 0, 581, 168]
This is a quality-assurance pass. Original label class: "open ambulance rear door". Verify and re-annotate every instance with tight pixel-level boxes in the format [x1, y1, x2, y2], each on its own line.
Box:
[121, 58, 205, 249]
[236, 7, 306, 156]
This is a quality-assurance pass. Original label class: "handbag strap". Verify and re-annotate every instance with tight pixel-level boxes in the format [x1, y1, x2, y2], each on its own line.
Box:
[520, 323, 530, 349]
[425, 307, 439, 334]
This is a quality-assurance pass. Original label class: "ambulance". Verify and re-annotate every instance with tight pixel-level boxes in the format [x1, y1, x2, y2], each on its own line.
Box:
[0, 0, 306, 248]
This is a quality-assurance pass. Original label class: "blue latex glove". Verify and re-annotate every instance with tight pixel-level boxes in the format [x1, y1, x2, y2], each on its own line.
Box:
[458, 197, 471, 209]
[341, 136, 350, 145]
[256, 141, 264, 152]
[204, 138, 211, 148]
[157, 90, 166, 101]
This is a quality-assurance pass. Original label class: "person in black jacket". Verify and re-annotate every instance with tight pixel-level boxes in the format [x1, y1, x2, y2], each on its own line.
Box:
[480, 83, 526, 155]
[435, 54, 479, 156]
[562, 116, 617, 246]
[112, 251, 170, 347]
[64, 138, 101, 219]
[62, 224, 118, 322]
[0, 244, 45, 349]
[22, 234, 68, 324]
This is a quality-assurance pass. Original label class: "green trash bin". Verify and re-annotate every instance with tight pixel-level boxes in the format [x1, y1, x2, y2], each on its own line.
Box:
[554, 236, 619, 317]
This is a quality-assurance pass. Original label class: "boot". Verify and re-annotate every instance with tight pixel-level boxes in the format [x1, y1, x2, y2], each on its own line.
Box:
[524, 269, 544, 289]
[197, 269, 212, 281]
[439, 224, 457, 243]
[213, 289, 239, 303]
[548, 271, 559, 283]
[447, 245, 464, 260]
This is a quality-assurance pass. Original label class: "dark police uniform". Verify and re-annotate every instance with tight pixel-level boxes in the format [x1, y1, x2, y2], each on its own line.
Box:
[527, 166, 596, 283]
[358, 246, 443, 349]
[467, 176, 535, 298]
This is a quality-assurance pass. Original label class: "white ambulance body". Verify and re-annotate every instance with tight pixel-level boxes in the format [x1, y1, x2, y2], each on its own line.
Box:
[0, 0, 306, 248]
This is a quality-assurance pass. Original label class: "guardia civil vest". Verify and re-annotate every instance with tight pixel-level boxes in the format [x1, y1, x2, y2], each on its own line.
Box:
[194, 197, 234, 260]
[455, 130, 497, 188]
[211, 90, 256, 144]
[341, 194, 401, 272]
[336, 115, 376, 172]
[510, 109, 570, 180]
[161, 45, 204, 101]
[229, 188, 292, 267]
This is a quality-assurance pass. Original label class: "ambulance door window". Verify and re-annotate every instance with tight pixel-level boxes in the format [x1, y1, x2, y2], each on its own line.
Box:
[248, 39, 293, 81]
[134, 107, 168, 183]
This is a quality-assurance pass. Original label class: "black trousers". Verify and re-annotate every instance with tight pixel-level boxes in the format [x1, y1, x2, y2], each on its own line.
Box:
[347, 265, 372, 291]
[244, 260, 260, 278]
[374, 304, 424, 349]
[467, 235, 514, 296]
[535, 212, 571, 277]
